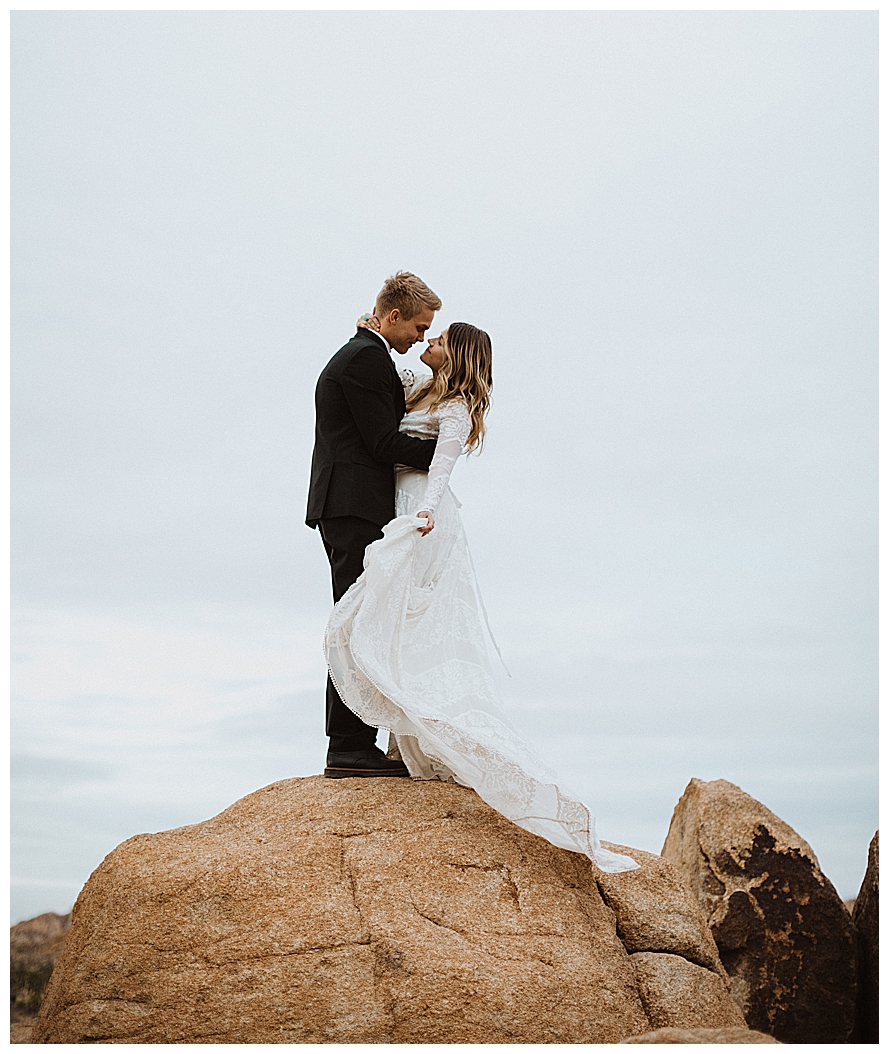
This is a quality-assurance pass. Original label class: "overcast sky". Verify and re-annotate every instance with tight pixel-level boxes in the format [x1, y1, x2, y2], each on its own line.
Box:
[11, 10, 876, 922]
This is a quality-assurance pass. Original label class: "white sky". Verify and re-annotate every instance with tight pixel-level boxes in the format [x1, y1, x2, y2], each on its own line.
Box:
[11, 10, 876, 920]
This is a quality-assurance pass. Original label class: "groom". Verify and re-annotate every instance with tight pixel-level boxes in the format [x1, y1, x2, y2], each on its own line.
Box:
[306, 271, 442, 778]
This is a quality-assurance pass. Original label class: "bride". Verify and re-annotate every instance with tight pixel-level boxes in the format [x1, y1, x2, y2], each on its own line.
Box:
[325, 318, 638, 874]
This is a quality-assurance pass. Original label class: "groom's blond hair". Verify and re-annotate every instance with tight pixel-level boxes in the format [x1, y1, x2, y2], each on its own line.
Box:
[376, 271, 442, 320]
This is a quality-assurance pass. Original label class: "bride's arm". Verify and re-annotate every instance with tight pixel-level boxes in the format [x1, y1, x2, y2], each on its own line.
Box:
[416, 401, 471, 533]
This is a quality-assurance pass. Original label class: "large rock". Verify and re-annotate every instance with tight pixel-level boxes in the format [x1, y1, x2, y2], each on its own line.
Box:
[35, 777, 747, 1044]
[852, 831, 878, 1042]
[622, 1026, 780, 1043]
[662, 778, 857, 1044]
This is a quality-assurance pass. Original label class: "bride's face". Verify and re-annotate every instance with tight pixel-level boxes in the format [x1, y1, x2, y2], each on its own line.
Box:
[420, 330, 448, 373]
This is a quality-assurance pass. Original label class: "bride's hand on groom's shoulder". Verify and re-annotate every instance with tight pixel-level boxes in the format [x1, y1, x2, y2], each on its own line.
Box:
[356, 312, 381, 332]
[417, 511, 434, 536]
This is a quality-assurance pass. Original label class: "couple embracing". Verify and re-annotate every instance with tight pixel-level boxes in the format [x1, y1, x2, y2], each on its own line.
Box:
[307, 271, 637, 874]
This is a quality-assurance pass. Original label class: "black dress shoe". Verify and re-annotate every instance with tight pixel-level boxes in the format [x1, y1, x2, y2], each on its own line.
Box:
[324, 746, 411, 779]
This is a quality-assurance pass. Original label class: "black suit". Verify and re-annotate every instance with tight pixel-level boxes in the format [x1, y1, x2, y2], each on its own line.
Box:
[307, 330, 436, 750]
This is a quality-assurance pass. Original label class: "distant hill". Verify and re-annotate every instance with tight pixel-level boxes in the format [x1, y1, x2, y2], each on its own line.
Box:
[10, 911, 72, 1044]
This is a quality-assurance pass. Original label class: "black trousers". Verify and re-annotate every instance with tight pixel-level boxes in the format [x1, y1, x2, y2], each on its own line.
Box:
[319, 515, 384, 751]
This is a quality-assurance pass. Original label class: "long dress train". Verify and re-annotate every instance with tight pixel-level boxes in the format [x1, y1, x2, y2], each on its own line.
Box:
[324, 391, 638, 874]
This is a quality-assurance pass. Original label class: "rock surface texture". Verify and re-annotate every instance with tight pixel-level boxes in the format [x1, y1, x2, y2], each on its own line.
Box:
[662, 778, 857, 1044]
[851, 830, 878, 1043]
[35, 777, 746, 1044]
[621, 1026, 780, 1043]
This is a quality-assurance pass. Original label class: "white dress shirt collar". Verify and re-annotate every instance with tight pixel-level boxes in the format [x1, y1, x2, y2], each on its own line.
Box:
[367, 328, 392, 354]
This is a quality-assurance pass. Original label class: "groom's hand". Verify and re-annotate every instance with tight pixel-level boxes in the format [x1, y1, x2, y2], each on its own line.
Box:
[417, 511, 434, 535]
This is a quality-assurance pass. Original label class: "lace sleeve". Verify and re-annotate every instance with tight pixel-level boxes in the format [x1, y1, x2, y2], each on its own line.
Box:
[418, 400, 471, 515]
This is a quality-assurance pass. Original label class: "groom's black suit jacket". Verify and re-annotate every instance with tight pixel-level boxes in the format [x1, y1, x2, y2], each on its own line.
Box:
[306, 330, 437, 529]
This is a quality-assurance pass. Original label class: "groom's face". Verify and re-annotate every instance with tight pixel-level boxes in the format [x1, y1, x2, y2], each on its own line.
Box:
[378, 306, 436, 355]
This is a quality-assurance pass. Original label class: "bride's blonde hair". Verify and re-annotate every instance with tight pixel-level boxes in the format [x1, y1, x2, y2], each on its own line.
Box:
[406, 323, 493, 453]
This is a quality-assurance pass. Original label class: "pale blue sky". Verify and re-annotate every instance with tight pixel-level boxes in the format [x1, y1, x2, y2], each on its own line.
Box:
[12, 11, 877, 920]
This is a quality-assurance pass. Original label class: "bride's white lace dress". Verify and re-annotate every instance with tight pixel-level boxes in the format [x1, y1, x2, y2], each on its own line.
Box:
[325, 380, 638, 874]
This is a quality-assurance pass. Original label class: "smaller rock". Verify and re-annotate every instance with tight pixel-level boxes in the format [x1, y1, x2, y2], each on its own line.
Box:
[852, 831, 878, 1043]
[598, 843, 726, 976]
[622, 1026, 780, 1043]
[631, 952, 748, 1031]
